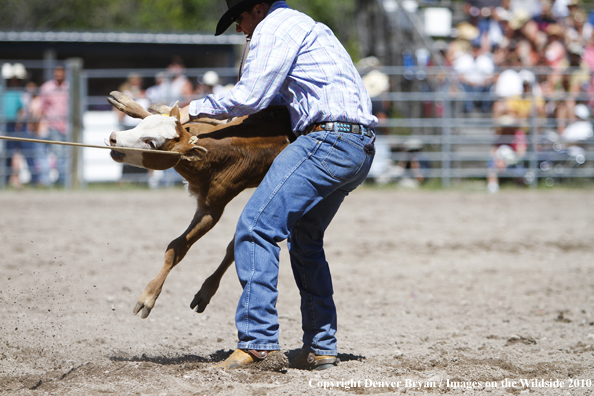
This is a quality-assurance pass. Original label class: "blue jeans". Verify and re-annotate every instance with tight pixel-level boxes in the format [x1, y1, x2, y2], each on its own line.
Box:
[47, 128, 70, 186]
[4, 125, 48, 185]
[234, 129, 375, 355]
[461, 83, 492, 113]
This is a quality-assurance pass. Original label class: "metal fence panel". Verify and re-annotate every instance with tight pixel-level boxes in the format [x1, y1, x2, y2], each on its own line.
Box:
[1, 62, 593, 189]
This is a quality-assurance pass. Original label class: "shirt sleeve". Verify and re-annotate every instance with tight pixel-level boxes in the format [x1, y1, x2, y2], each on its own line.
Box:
[189, 32, 297, 119]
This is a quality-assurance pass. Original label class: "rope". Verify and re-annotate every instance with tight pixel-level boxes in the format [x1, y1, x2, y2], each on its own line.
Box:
[0, 135, 181, 156]
[238, 37, 251, 80]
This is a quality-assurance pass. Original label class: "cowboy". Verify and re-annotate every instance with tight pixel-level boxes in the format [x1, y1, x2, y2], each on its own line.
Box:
[179, 0, 377, 370]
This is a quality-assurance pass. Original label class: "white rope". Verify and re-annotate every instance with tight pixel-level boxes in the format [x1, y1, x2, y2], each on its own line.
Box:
[0, 135, 181, 156]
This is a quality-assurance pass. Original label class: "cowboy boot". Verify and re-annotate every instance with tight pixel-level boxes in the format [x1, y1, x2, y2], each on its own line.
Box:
[290, 349, 339, 370]
[214, 349, 270, 370]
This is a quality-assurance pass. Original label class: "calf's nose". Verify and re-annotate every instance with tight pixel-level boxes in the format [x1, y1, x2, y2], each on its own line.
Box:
[109, 132, 117, 146]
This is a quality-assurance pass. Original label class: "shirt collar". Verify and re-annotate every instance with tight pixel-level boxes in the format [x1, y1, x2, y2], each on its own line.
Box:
[269, 1, 289, 14]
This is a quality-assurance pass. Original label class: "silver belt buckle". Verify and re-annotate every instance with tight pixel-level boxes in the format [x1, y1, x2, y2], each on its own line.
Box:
[352, 125, 360, 134]
[325, 122, 334, 131]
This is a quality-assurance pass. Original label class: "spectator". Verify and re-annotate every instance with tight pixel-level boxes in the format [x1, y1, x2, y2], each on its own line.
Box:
[145, 72, 171, 106]
[114, 73, 149, 129]
[564, 10, 591, 46]
[114, 73, 151, 184]
[492, 8, 516, 64]
[445, 39, 470, 66]
[494, 72, 546, 119]
[40, 66, 69, 186]
[362, 69, 391, 133]
[145, 71, 185, 188]
[195, 71, 226, 98]
[453, 41, 496, 113]
[494, 56, 525, 99]
[396, 139, 427, 187]
[538, 67, 571, 133]
[562, 103, 593, 142]
[361, 66, 392, 182]
[582, 29, 594, 69]
[509, 0, 541, 15]
[507, 8, 544, 65]
[543, 23, 568, 70]
[564, 41, 590, 130]
[2, 63, 27, 187]
[463, 0, 504, 47]
[533, 0, 558, 32]
[552, 0, 571, 19]
[566, 0, 584, 22]
[165, 56, 194, 106]
[487, 115, 529, 192]
[20, 81, 51, 187]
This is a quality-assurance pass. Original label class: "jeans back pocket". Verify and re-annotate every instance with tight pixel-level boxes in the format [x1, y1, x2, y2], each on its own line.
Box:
[321, 134, 368, 181]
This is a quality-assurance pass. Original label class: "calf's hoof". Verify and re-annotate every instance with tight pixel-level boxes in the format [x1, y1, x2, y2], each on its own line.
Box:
[133, 301, 152, 319]
[107, 91, 128, 111]
[190, 289, 212, 313]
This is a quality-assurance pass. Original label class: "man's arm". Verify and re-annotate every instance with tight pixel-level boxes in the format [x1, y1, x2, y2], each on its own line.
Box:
[189, 33, 297, 120]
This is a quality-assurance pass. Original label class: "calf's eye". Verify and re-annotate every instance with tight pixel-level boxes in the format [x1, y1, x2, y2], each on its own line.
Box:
[143, 139, 157, 149]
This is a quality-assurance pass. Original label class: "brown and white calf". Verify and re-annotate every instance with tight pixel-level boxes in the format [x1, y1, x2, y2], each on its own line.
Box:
[107, 91, 293, 318]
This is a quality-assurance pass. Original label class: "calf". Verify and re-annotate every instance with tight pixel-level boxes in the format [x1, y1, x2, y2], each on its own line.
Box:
[107, 91, 293, 318]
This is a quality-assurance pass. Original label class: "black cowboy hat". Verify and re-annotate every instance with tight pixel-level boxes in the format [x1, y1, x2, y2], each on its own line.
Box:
[215, 0, 262, 36]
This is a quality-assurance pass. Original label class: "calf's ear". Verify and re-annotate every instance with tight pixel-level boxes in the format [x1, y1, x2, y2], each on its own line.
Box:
[181, 145, 208, 162]
[169, 101, 181, 120]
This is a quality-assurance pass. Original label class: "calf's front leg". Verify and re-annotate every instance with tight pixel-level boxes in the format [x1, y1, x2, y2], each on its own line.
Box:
[133, 206, 223, 319]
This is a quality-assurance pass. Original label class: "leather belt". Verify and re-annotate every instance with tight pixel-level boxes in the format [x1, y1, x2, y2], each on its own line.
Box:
[303, 121, 373, 137]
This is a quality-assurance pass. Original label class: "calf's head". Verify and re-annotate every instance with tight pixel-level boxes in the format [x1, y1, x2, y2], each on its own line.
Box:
[107, 105, 207, 170]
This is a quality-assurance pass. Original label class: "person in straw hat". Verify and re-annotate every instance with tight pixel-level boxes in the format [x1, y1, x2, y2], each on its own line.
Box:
[178, 0, 377, 370]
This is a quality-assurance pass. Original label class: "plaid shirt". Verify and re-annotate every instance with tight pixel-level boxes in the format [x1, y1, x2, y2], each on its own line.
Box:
[189, 1, 377, 133]
[40, 79, 70, 135]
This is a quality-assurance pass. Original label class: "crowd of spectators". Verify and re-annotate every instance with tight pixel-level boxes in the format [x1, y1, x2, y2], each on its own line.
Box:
[1, 56, 231, 189]
[440, 0, 594, 191]
[1, 64, 69, 188]
[444, 0, 593, 125]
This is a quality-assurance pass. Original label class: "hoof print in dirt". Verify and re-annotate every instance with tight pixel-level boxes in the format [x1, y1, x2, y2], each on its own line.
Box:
[505, 335, 537, 346]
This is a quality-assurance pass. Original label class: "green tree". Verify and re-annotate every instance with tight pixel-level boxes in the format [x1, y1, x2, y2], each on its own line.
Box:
[0, 0, 357, 56]
[1, 0, 352, 36]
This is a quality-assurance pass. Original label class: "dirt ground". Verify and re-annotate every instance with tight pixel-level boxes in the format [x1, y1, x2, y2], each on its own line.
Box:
[1, 187, 593, 395]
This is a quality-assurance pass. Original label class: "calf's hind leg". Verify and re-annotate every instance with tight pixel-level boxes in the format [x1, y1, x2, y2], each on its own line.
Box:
[107, 91, 152, 119]
[190, 235, 235, 313]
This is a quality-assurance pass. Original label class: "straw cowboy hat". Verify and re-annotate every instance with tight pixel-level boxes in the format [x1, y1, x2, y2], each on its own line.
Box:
[362, 70, 390, 98]
[455, 22, 480, 41]
[216, 0, 263, 36]
[508, 9, 531, 30]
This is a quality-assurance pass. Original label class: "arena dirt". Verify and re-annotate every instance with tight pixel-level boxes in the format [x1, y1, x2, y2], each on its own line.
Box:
[1, 188, 593, 395]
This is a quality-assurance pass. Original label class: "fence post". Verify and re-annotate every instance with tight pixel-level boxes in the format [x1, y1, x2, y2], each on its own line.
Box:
[528, 93, 538, 189]
[0, 64, 6, 189]
[67, 58, 84, 189]
[81, 71, 89, 189]
[442, 91, 452, 188]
